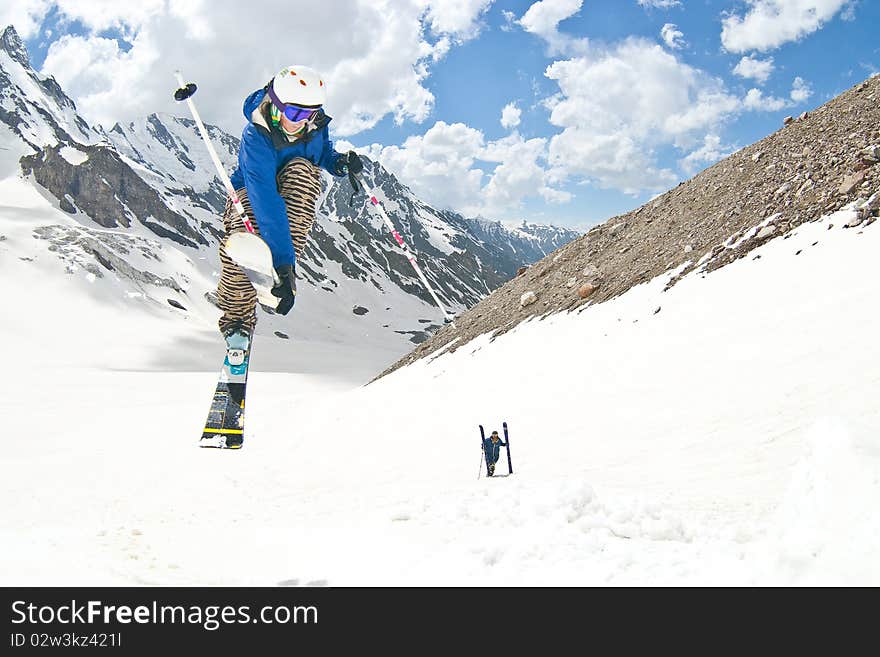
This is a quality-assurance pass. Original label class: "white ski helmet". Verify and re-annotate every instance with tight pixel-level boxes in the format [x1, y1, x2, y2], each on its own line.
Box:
[271, 65, 326, 108]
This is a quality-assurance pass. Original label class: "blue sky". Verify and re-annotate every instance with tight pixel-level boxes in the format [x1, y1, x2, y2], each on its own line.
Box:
[6, 1, 879, 230]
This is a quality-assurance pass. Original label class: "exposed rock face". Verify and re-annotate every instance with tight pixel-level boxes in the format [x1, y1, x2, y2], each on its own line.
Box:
[379, 74, 880, 378]
[0, 27, 29, 68]
[32, 225, 184, 292]
[20, 144, 207, 248]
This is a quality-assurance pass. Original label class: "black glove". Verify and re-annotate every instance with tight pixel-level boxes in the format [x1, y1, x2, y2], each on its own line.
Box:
[271, 264, 296, 315]
[335, 150, 363, 176]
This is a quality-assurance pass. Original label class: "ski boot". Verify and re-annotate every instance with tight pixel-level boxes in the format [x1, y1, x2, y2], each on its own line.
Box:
[200, 323, 253, 449]
[224, 326, 251, 373]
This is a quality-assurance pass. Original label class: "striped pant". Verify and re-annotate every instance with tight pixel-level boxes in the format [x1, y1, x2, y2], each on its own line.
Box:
[217, 157, 322, 335]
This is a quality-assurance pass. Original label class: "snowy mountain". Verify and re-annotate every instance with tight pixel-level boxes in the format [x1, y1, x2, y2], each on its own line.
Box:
[0, 24, 579, 355]
[464, 216, 581, 278]
[2, 19, 879, 586]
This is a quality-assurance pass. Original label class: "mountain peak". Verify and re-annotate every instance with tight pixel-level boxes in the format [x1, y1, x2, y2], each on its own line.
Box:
[1, 25, 31, 68]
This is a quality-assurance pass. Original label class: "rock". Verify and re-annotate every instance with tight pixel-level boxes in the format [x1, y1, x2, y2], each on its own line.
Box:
[520, 291, 537, 307]
[774, 182, 791, 196]
[844, 215, 865, 229]
[862, 145, 880, 162]
[756, 225, 776, 240]
[582, 264, 600, 279]
[566, 276, 577, 287]
[752, 151, 763, 162]
[609, 222, 626, 236]
[352, 305, 369, 315]
[798, 111, 809, 121]
[684, 244, 693, 253]
[59, 196, 77, 214]
[577, 284, 597, 299]
[796, 179, 815, 197]
[839, 171, 866, 195]
[516, 266, 528, 276]
[783, 116, 794, 125]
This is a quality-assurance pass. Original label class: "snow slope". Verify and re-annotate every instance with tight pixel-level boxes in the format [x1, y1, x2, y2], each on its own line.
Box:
[2, 187, 879, 585]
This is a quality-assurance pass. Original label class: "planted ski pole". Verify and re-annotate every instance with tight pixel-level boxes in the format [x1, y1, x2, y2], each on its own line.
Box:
[172, 71, 280, 293]
[351, 172, 454, 325]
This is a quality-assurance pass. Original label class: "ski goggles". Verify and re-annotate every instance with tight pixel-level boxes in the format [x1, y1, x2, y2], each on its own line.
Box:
[266, 83, 321, 122]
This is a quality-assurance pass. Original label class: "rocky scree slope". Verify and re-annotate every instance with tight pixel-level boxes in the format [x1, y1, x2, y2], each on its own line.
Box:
[381, 74, 880, 376]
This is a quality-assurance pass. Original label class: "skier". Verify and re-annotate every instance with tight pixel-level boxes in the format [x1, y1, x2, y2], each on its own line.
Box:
[218, 64, 364, 353]
[482, 430, 508, 477]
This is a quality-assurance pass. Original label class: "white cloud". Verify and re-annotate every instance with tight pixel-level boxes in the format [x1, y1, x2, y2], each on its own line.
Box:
[481, 132, 571, 208]
[517, 0, 589, 56]
[733, 55, 775, 84]
[790, 76, 812, 102]
[740, 77, 812, 111]
[52, 0, 167, 35]
[370, 121, 487, 213]
[742, 87, 789, 111]
[543, 39, 741, 194]
[0, 0, 51, 39]
[680, 134, 736, 175]
[42, 33, 161, 115]
[500, 102, 522, 129]
[424, 0, 495, 40]
[660, 23, 685, 50]
[638, 0, 682, 8]
[367, 121, 568, 217]
[721, 0, 853, 53]
[500, 10, 517, 31]
[35, 0, 490, 137]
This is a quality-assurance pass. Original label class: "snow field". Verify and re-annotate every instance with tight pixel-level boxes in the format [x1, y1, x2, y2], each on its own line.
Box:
[2, 176, 879, 584]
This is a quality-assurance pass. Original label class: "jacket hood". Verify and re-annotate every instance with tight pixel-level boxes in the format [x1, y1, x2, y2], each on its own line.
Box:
[242, 88, 267, 121]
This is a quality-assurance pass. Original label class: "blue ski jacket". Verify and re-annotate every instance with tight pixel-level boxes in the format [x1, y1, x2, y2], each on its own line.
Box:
[483, 437, 507, 464]
[229, 87, 344, 268]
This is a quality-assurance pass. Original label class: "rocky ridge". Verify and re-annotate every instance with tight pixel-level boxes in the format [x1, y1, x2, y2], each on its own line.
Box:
[380, 74, 880, 376]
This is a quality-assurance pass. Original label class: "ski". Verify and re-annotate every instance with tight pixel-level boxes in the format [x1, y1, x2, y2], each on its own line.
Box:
[225, 232, 278, 308]
[479, 424, 487, 478]
[503, 421, 513, 474]
[200, 334, 253, 449]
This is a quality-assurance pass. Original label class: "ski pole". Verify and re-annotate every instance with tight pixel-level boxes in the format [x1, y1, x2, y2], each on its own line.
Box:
[352, 172, 454, 324]
[172, 72, 279, 285]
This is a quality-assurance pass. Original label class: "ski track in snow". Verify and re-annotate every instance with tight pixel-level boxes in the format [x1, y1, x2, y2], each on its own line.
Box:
[2, 176, 880, 584]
